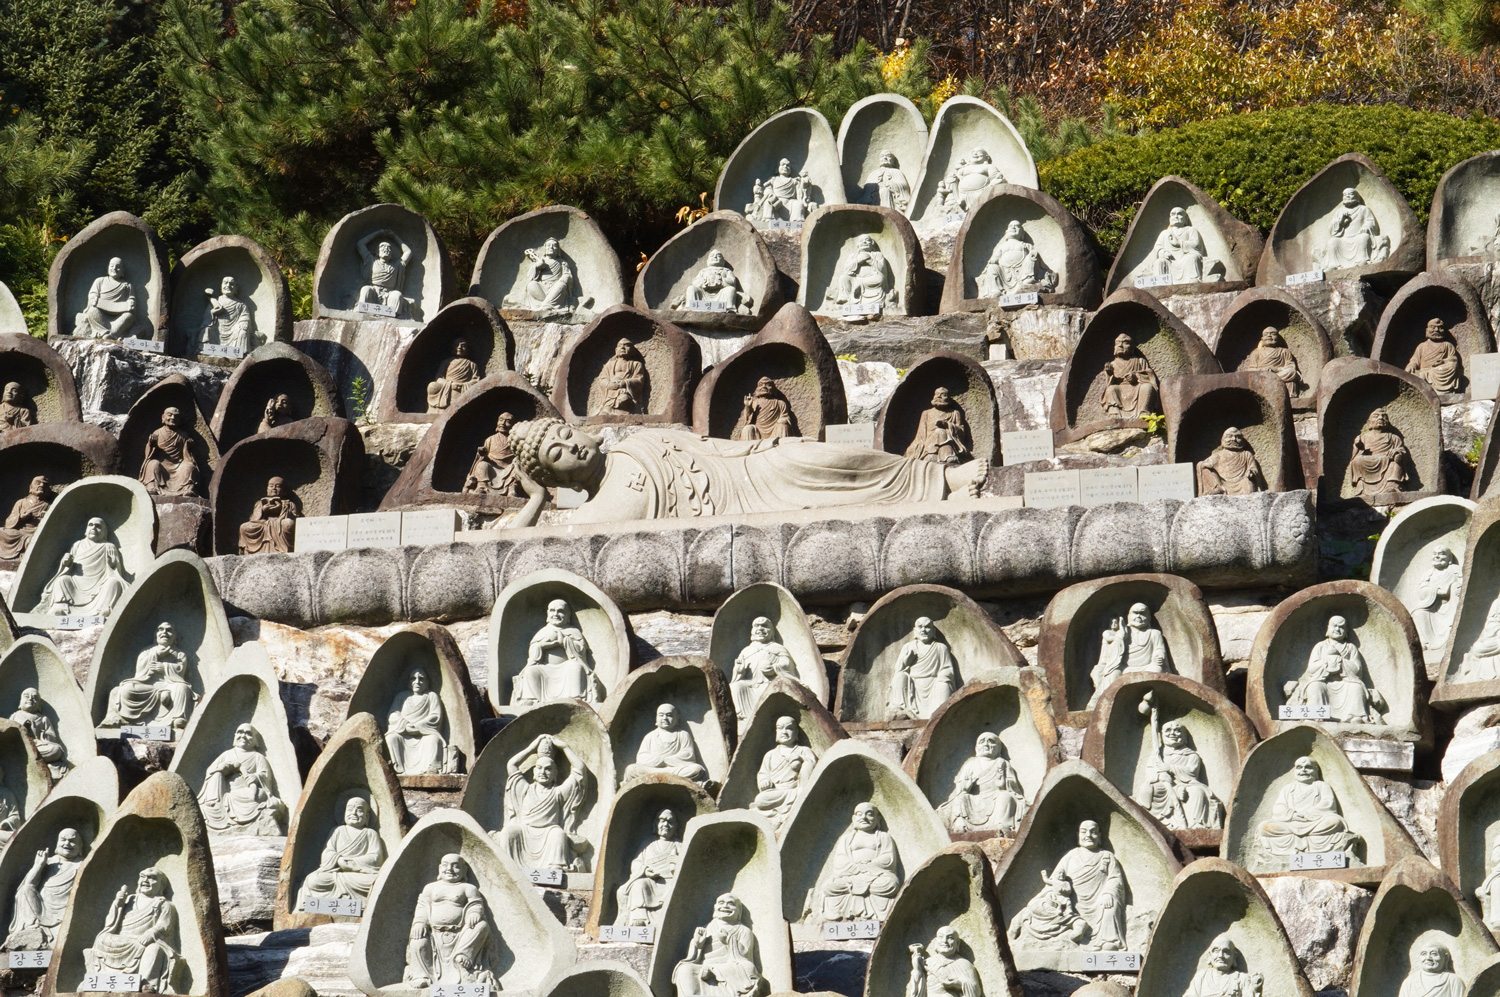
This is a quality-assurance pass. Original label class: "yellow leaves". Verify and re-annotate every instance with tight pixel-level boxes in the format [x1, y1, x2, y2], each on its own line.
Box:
[879, 40, 913, 82]
[674, 192, 709, 228]
[929, 74, 959, 106]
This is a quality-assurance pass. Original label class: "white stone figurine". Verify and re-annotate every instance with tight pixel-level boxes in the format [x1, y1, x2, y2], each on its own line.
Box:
[1398, 941, 1466, 997]
[402, 853, 503, 991]
[615, 808, 682, 927]
[672, 251, 754, 315]
[1410, 547, 1462, 664]
[10, 687, 69, 778]
[200, 275, 258, 353]
[1256, 756, 1362, 862]
[623, 704, 708, 785]
[83, 867, 183, 993]
[887, 617, 961, 720]
[975, 221, 1057, 298]
[2, 827, 86, 951]
[863, 150, 911, 212]
[425, 337, 481, 413]
[1151, 206, 1223, 283]
[1008, 868, 1086, 948]
[500, 733, 588, 872]
[1242, 327, 1305, 396]
[512, 599, 600, 706]
[824, 234, 896, 318]
[937, 731, 1026, 835]
[1014, 820, 1131, 951]
[1282, 615, 1387, 724]
[671, 893, 767, 997]
[504, 237, 588, 318]
[385, 666, 457, 776]
[103, 621, 198, 729]
[74, 256, 146, 339]
[729, 617, 796, 718]
[1088, 603, 1172, 706]
[750, 715, 817, 830]
[906, 926, 983, 997]
[1187, 934, 1263, 997]
[34, 516, 130, 617]
[1460, 600, 1500, 682]
[745, 158, 818, 223]
[1320, 188, 1390, 269]
[296, 796, 386, 907]
[356, 230, 413, 317]
[1136, 696, 1222, 831]
[937, 147, 1006, 214]
[814, 802, 901, 921]
[197, 723, 289, 836]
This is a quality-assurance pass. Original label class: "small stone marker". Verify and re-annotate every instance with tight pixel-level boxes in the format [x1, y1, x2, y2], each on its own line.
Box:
[763, 219, 802, 231]
[1024, 469, 1080, 508]
[1278, 704, 1332, 720]
[1288, 851, 1348, 871]
[997, 292, 1039, 308]
[1002, 429, 1054, 465]
[1134, 273, 1174, 288]
[8, 950, 50, 969]
[687, 299, 729, 313]
[121, 338, 165, 354]
[346, 511, 402, 549]
[399, 509, 459, 546]
[356, 300, 401, 318]
[1078, 952, 1143, 972]
[1285, 269, 1325, 286]
[1079, 466, 1138, 506]
[825, 423, 876, 447]
[293, 515, 348, 553]
[432, 986, 492, 997]
[1471, 353, 1500, 400]
[1339, 737, 1415, 772]
[120, 724, 173, 741]
[53, 614, 107, 631]
[300, 895, 363, 916]
[84, 973, 143, 992]
[1137, 463, 1196, 503]
[598, 924, 655, 943]
[525, 867, 565, 886]
[199, 343, 245, 360]
[822, 919, 881, 939]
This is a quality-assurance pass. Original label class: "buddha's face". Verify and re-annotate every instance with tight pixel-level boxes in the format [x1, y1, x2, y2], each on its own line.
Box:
[267, 477, 285, 498]
[880, 151, 896, 168]
[1162, 722, 1186, 748]
[439, 853, 466, 883]
[108, 258, 125, 279]
[1293, 756, 1319, 784]
[409, 669, 429, 694]
[1432, 548, 1454, 569]
[536, 422, 603, 485]
[1367, 409, 1391, 431]
[222, 276, 238, 297]
[28, 476, 46, 497]
[378, 241, 395, 262]
[657, 811, 677, 839]
[1222, 428, 1246, 449]
[1426, 318, 1446, 340]
[934, 927, 960, 957]
[777, 158, 793, 177]
[163, 406, 181, 428]
[1077, 820, 1101, 849]
[453, 338, 469, 358]
[546, 599, 569, 627]
[346, 798, 369, 828]
[708, 250, 728, 268]
[85, 517, 107, 542]
[1342, 188, 1360, 207]
[1326, 616, 1347, 641]
[1128, 604, 1150, 629]
[1261, 328, 1280, 347]
[534, 756, 556, 786]
[18, 688, 38, 711]
[496, 412, 515, 434]
[852, 803, 879, 831]
[542, 238, 560, 257]
[1004, 221, 1022, 240]
[656, 704, 678, 730]
[234, 725, 255, 750]
[137, 868, 164, 896]
[1419, 944, 1448, 973]
[856, 235, 877, 252]
[976, 732, 1000, 759]
[2, 383, 18, 403]
[616, 338, 632, 358]
[155, 623, 176, 648]
[56, 828, 83, 861]
[1209, 937, 1236, 972]
[969, 147, 990, 164]
[751, 617, 772, 643]
[913, 617, 934, 642]
[1169, 207, 1188, 227]
[714, 894, 741, 922]
[1114, 334, 1133, 357]
[754, 377, 776, 398]
[932, 387, 951, 407]
[774, 717, 796, 745]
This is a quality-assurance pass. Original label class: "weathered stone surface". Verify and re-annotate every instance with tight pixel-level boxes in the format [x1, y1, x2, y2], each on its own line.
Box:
[0, 332, 82, 425]
[1317, 357, 1443, 508]
[837, 94, 928, 209]
[1214, 287, 1336, 412]
[716, 107, 846, 229]
[799, 205, 925, 319]
[48, 210, 169, 343]
[709, 582, 828, 714]
[472, 205, 628, 324]
[874, 351, 999, 466]
[118, 372, 220, 500]
[989, 358, 1064, 431]
[0, 280, 25, 336]
[377, 296, 515, 423]
[0, 422, 121, 568]
[820, 312, 990, 368]
[1428, 150, 1500, 267]
[1471, 400, 1500, 501]
[211, 341, 344, 453]
[839, 359, 900, 424]
[1371, 270, 1494, 399]
[601, 654, 734, 789]
[314, 203, 452, 325]
[1432, 495, 1500, 707]
[1106, 176, 1263, 297]
[553, 305, 701, 425]
[294, 317, 417, 421]
[942, 185, 1101, 313]
[1436, 745, 1500, 923]
[212, 833, 286, 928]
[636, 212, 784, 332]
[245, 977, 322, 997]
[52, 338, 229, 431]
[1163, 370, 1304, 492]
[170, 233, 291, 358]
[910, 97, 1038, 225]
[1261, 874, 1371, 991]
[1370, 495, 1473, 674]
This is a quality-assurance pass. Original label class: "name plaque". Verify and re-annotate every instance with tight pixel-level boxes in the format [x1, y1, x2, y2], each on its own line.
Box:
[598, 924, 655, 943]
[1285, 269, 1325, 286]
[1023, 470, 1080, 509]
[822, 920, 881, 939]
[1079, 466, 1138, 507]
[1136, 463, 1196, 503]
[122, 338, 165, 354]
[1001, 429, 1054, 465]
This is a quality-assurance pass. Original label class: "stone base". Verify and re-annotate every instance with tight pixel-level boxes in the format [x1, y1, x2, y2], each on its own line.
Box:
[213, 834, 286, 929]
[52, 338, 231, 424]
[817, 312, 989, 368]
[155, 495, 212, 556]
[293, 317, 421, 419]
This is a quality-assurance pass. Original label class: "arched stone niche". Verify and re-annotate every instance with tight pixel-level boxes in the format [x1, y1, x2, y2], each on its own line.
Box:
[1257, 153, 1424, 285]
[910, 97, 1038, 224]
[1135, 858, 1315, 997]
[313, 202, 453, 324]
[379, 296, 516, 423]
[874, 351, 999, 466]
[1476, 954, 1500, 997]
[602, 655, 734, 792]
[837, 94, 929, 211]
[1428, 150, 1500, 267]
[0, 602, 12, 656]
[552, 305, 702, 425]
[717, 679, 846, 826]
[118, 373, 220, 500]
[1370, 270, 1494, 399]
[540, 962, 653, 997]
[0, 635, 94, 776]
[0, 424, 122, 570]
[471, 205, 628, 324]
[1050, 287, 1221, 445]
[461, 700, 612, 888]
[273, 712, 409, 930]
[993, 759, 1188, 971]
[351, 808, 577, 997]
[169, 234, 290, 358]
[209, 341, 344, 453]
[634, 211, 784, 330]
[47, 210, 169, 342]
[0, 718, 53, 826]
[486, 568, 633, 714]
[715, 108, 847, 230]
[1221, 724, 1419, 884]
[1080, 673, 1257, 851]
[1433, 497, 1500, 707]
[1370, 495, 1473, 673]
[1106, 176, 1263, 297]
[1316, 357, 1442, 508]
[835, 583, 1026, 728]
[1162, 370, 1304, 494]
[1438, 747, 1500, 924]
[1213, 286, 1336, 409]
[709, 582, 828, 718]
[941, 184, 1102, 312]
[690, 302, 848, 441]
[46, 772, 228, 997]
[0, 281, 25, 336]
[0, 332, 82, 425]
[798, 204, 925, 318]
[1038, 572, 1225, 724]
[1473, 405, 1500, 501]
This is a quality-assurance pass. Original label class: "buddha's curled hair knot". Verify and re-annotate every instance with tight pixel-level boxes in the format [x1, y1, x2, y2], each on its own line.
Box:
[509, 417, 566, 487]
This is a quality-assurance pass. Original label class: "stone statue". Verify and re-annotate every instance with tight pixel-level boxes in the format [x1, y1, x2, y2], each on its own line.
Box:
[1152, 206, 1223, 283]
[746, 158, 818, 224]
[863, 151, 911, 212]
[1398, 941, 1466, 997]
[0, 475, 50, 561]
[0, 769, 19, 845]
[937, 731, 1026, 835]
[1196, 427, 1266, 496]
[905, 387, 972, 465]
[464, 412, 524, 498]
[2, 827, 85, 951]
[1321, 188, 1390, 269]
[1089, 603, 1171, 705]
[1406, 318, 1464, 394]
[615, 808, 682, 927]
[597, 338, 648, 415]
[1188, 935, 1263, 997]
[1478, 840, 1500, 931]
[34, 516, 130, 617]
[887, 617, 961, 720]
[1411, 547, 1462, 662]
[623, 703, 708, 784]
[1459, 599, 1500, 681]
[671, 893, 767, 997]
[402, 853, 502, 991]
[1283, 615, 1387, 724]
[197, 723, 289, 835]
[1346, 408, 1411, 499]
[1008, 868, 1087, 949]
[729, 618, 796, 718]
[356, 230, 413, 317]
[512, 598, 599, 706]
[825, 235, 895, 318]
[102, 621, 198, 729]
[505, 237, 586, 318]
[672, 251, 754, 315]
[975, 221, 1057, 298]
[138, 406, 201, 497]
[296, 796, 386, 907]
[937, 148, 1005, 214]
[82, 867, 182, 993]
[386, 667, 456, 776]
[750, 716, 817, 830]
[1242, 328, 1305, 396]
[238, 477, 300, 555]
[1099, 333, 1160, 419]
[425, 337, 481, 412]
[200, 276, 257, 353]
[73, 257, 145, 339]
[906, 926, 983, 997]
[1136, 702, 1223, 830]
[500, 733, 588, 872]
[1257, 756, 1362, 860]
[1040, 821, 1129, 950]
[0, 382, 34, 429]
[258, 393, 292, 434]
[11, 688, 68, 778]
[738, 377, 796, 440]
[815, 802, 901, 921]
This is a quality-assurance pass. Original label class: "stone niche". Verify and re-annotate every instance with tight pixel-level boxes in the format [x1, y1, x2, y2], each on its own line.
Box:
[46, 771, 228, 997]
[0, 636, 100, 781]
[1477, 956, 1500, 997]
[541, 963, 653, 997]
[0, 423, 122, 568]
[1257, 153, 1424, 286]
[864, 842, 1023, 997]
[645, 812, 794, 997]
[1370, 270, 1494, 400]
[0, 281, 24, 335]
[717, 679, 846, 828]
[715, 107, 847, 231]
[169, 234, 291, 358]
[1049, 287, 1221, 445]
[1105, 176, 1264, 296]
[486, 568, 633, 714]
[634, 211, 784, 330]
[1221, 723, 1419, 884]
[471, 204, 628, 324]
[460, 699, 613, 888]
[349, 623, 482, 785]
[1370, 496, 1473, 673]
[118, 372, 220, 500]
[0, 718, 53, 826]
[941, 184, 1102, 313]
[837, 93, 929, 210]
[1432, 497, 1500, 707]
[552, 305, 702, 425]
[798, 204, 925, 319]
[313, 202, 453, 324]
[210, 341, 344, 453]
[1213, 286, 1335, 410]
[0, 332, 83, 425]
[602, 655, 734, 791]
[1474, 406, 1500, 501]
[274, 712, 409, 930]
[1316, 357, 1442, 508]
[47, 210, 169, 343]
[993, 759, 1188, 972]
[1135, 858, 1315, 997]
[910, 96, 1039, 225]
[835, 582, 1027, 728]
[1080, 673, 1257, 850]
[778, 738, 949, 937]
[209, 416, 364, 556]
[1438, 746, 1500, 929]
[1162, 371, 1304, 494]
[708, 582, 828, 718]
[1038, 572, 1226, 724]
[378, 296, 516, 423]
[1428, 150, 1500, 267]
[691, 302, 848, 441]
[874, 350, 999, 466]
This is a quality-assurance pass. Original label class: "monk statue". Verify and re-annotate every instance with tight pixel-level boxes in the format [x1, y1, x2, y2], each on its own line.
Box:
[505, 237, 587, 319]
[746, 158, 817, 224]
[356, 231, 413, 317]
[11, 688, 68, 778]
[730, 617, 796, 718]
[1410, 547, 1462, 665]
[1257, 756, 1362, 861]
[825, 234, 895, 318]
[425, 337, 481, 412]
[138, 406, 201, 497]
[671, 893, 768, 997]
[2, 827, 86, 951]
[1043, 820, 1130, 950]
[200, 275, 257, 353]
[975, 221, 1057, 298]
[403, 854, 503, 991]
[750, 716, 817, 830]
[596, 338, 648, 415]
[1242, 327, 1305, 396]
[906, 387, 972, 465]
[258, 393, 292, 434]
[887, 617, 961, 720]
[615, 809, 682, 927]
[238, 477, 300, 555]
[1320, 188, 1390, 269]
[815, 802, 902, 921]
[673, 251, 754, 315]
[464, 412, 524, 497]
[624, 703, 708, 785]
[936, 147, 1005, 214]
[35, 516, 130, 617]
[1479, 841, 1500, 931]
[296, 796, 386, 907]
[1283, 615, 1387, 723]
[862, 151, 911, 212]
[1099, 333, 1159, 418]
[739, 377, 796, 440]
[82, 867, 183, 992]
[1397, 941, 1465, 997]
[1188, 935, 1263, 997]
[1007, 870, 1087, 949]
[501, 734, 588, 871]
[386, 666, 456, 776]
[1406, 317, 1464, 394]
[0, 475, 50, 561]
[512, 598, 599, 706]
[1346, 408, 1411, 499]
[937, 731, 1026, 835]
[73, 256, 146, 339]
[1459, 599, 1500, 681]
[197, 723, 288, 835]
[1089, 603, 1172, 706]
[0, 382, 34, 429]
[1136, 709, 1223, 830]
[1197, 427, 1266, 496]
[907, 926, 983, 997]
[1151, 206, 1223, 283]
[102, 621, 198, 729]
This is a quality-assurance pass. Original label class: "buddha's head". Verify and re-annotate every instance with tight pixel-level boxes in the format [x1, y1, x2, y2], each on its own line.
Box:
[707, 250, 730, 269]
[542, 237, 560, 257]
[1221, 427, 1249, 451]
[495, 411, 516, 434]
[777, 158, 793, 177]
[1260, 327, 1284, 347]
[852, 801, 883, 831]
[1127, 602, 1151, 630]
[1113, 333, 1135, 357]
[84, 517, 108, 543]
[754, 376, 778, 398]
[713, 893, 743, 923]
[17, 687, 40, 712]
[28, 475, 47, 498]
[438, 853, 468, 884]
[453, 337, 469, 358]
[546, 598, 571, 628]
[1169, 206, 1189, 228]
[774, 715, 797, 746]
[615, 337, 634, 359]
[933, 926, 961, 958]
[879, 150, 898, 168]
[155, 622, 177, 648]
[856, 234, 878, 253]
[267, 476, 285, 498]
[221, 276, 239, 298]
[344, 796, 370, 828]
[1003, 220, 1024, 241]
[534, 738, 558, 786]
[378, 241, 395, 262]
[137, 867, 167, 897]
[2, 382, 20, 404]
[1077, 819, 1101, 849]
[1341, 187, 1363, 208]
[931, 387, 953, 408]
[162, 406, 182, 429]
[750, 616, 773, 643]
[1417, 942, 1453, 974]
[1162, 720, 1189, 749]
[1207, 934, 1241, 973]
[1363, 408, 1392, 433]
[656, 808, 679, 840]
[1426, 317, 1447, 340]
[975, 731, 1002, 759]
[510, 417, 604, 490]
[1326, 615, 1348, 642]
[912, 616, 935, 643]
[408, 667, 430, 695]
[55, 827, 84, 862]
[1293, 756, 1321, 784]
[655, 703, 679, 731]
[107, 257, 125, 280]
[969, 147, 992, 164]
[234, 723, 261, 752]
